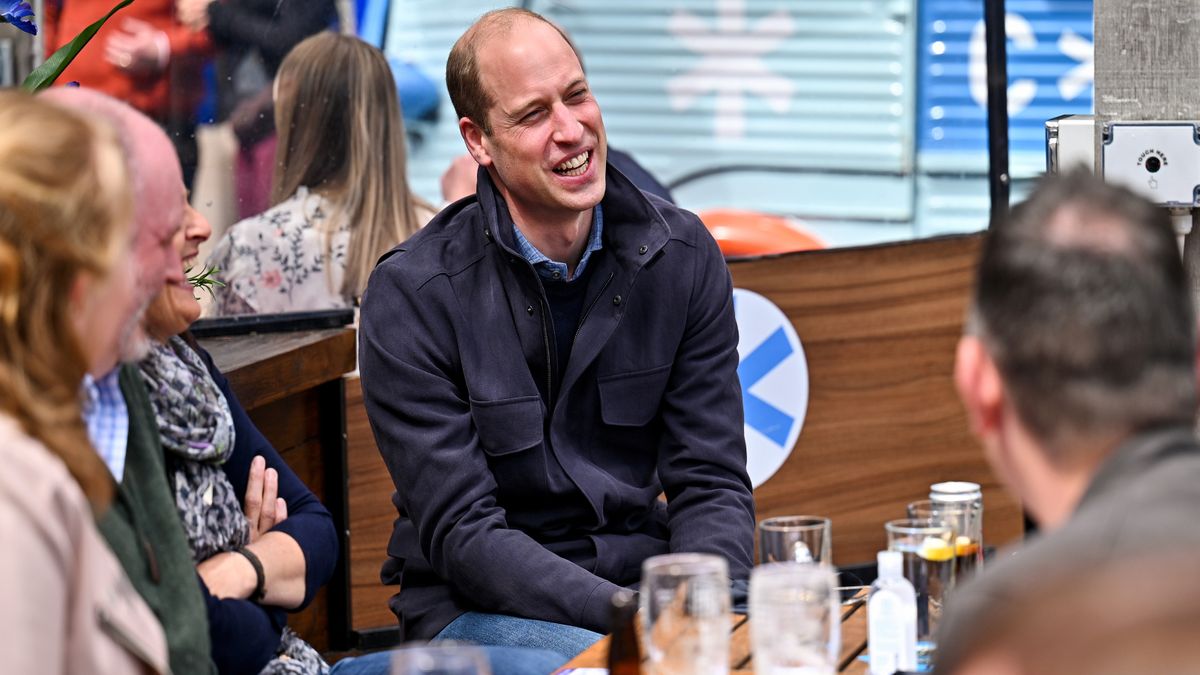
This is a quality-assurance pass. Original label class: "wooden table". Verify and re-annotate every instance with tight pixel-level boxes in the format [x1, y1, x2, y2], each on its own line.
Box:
[560, 592, 870, 673]
[200, 328, 358, 651]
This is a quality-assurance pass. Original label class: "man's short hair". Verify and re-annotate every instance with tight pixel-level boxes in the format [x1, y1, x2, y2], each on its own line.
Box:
[446, 8, 573, 135]
[968, 169, 1196, 458]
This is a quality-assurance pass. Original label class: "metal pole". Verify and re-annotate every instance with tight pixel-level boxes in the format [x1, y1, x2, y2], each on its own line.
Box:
[983, 0, 1010, 229]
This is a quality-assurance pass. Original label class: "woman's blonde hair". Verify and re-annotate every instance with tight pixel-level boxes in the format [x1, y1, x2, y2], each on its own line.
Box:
[273, 32, 433, 300]
[0, 91, 133, 508]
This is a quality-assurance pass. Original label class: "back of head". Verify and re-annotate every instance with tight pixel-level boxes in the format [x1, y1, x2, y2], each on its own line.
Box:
[0, 90, 132, 508]
[274, 31, 429, 300]
[40, 86, 183, 262]
[969, 169, 1196, 459]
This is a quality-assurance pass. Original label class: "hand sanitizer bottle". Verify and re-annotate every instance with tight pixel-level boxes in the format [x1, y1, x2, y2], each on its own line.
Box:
[869, 550, 917, 674]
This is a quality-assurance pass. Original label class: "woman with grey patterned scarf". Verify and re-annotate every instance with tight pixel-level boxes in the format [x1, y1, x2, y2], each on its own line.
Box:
[137, 205, 337, 675]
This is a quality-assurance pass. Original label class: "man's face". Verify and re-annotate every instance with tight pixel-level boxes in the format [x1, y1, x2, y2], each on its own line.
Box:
[118, 129, 185, 362]
[465, 19, 608, 227]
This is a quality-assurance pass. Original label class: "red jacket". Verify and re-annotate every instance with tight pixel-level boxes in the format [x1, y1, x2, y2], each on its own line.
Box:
[43, 0, 210, 121]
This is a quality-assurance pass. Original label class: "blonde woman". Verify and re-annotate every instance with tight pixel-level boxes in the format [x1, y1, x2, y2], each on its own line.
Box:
[0, 91, 168, 674]
[207, 32, 436, 315]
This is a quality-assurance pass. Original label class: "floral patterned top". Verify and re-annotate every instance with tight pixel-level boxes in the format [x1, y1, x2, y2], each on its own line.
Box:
[205, 187, 349, 315]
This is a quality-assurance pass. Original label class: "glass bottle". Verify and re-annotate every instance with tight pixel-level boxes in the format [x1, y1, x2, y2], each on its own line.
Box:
[608, 589, 642, 675]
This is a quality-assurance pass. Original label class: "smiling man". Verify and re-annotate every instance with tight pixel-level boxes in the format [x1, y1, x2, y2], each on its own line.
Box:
[359, 8, 755, 660]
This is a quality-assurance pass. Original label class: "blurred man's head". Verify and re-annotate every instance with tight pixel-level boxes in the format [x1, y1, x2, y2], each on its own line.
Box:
[955, 170, 1195, 526]
[41, 86, 186, 367]
[447, 9, 608, 228]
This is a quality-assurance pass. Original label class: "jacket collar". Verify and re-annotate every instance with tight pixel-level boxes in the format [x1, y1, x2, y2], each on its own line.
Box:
[1077, 425, 1198, 511]
[473, 160, 672, 265]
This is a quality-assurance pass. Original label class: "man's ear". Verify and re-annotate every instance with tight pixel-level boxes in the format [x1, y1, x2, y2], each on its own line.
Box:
[459, 117, 493, 168]
[954, 335, 1006, 441]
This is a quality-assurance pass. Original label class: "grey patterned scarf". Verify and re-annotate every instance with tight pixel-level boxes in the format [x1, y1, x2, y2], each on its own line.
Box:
[140, 336, 328, 675]
[140, 336, 247, 560]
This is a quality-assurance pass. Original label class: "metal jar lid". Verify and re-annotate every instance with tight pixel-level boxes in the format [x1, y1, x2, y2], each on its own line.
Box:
[930, 481, 982, 503]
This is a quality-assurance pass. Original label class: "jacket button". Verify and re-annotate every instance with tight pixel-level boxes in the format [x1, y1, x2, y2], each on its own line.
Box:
[638, 245, 648, 255]
[527, 305, 534, 315]
[484, 228, 492, 238]
[612, 295, 622, 306]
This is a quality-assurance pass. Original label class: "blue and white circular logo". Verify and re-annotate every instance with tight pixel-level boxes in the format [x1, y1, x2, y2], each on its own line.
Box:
[733, 289, 809, 487]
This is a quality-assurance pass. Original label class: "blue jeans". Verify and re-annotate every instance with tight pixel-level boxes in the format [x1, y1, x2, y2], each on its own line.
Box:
[434, 611, 604, 661]
[328, 645, 566, 675]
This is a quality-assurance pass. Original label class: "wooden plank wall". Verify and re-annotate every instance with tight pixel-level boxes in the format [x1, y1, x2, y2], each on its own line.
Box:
[247, 389, 333, 650]
[343, 232, 1024, 635]
[346, 376, 401, 633]
[205, 329, 359, 651]
[728, 232, 1022, 566]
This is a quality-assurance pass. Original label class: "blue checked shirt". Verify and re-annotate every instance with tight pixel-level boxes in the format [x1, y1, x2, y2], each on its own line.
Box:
[81, 369, 129, 483]
[512, 204, 604, 282]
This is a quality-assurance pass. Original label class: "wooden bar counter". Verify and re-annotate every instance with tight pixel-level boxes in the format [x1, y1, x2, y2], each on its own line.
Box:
[200, 327, 358, 651]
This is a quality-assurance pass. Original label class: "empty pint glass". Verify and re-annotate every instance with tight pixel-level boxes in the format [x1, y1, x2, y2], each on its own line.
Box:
[390, 643, 491, 675]
[758, 516, 832, 567]
[750, 562, 840, 674]
[641, 553, 731, 675]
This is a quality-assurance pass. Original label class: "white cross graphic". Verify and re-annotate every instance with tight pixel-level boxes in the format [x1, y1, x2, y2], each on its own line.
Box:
[666, 0, 795, 139]
[1057, 28, 1093, 102]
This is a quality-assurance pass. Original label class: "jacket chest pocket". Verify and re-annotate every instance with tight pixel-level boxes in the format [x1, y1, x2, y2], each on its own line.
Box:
[598, 364, 672, 427]
[470, 395, 545, 456]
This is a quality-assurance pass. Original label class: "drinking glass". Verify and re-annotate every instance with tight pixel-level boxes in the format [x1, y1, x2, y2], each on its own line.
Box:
[908, 499, 983, 583]
[390, 643, 492, 675]
[757, 516, 832, 567]
[641, 553, 731, 675]
[750, 562, 840, 675]
[884, 518, 955, 667]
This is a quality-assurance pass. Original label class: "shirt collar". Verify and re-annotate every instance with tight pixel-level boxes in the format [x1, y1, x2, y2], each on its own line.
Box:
[80, 368, 129, 483]
[512, 204, 605, 282]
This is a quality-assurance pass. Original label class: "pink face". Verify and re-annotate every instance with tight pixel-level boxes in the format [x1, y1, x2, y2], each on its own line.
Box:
[118, 127, 186, 361]
[171, 203, 212, 324]
[75, 234, 139, 378]
[132, 129, 186, 303]
[142, 201, 213, 341]
[469, 18, 608, 227]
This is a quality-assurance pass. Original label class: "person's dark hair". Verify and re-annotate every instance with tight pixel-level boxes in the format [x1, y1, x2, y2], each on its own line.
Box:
[446, 8, 573, 134]
[967, 169, 1196, 459]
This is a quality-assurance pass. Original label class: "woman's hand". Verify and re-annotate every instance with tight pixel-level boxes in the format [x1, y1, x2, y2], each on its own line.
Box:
[197, 551, 257, 600]
[244, 455, 288, 542]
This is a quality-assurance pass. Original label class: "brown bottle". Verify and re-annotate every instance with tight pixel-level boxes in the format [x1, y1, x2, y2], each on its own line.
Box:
[607, 589, 642, 675]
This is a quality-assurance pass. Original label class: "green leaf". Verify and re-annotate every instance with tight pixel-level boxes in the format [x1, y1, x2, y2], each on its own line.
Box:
[187, 265, 226, 300]
[21, 0, 134, 92]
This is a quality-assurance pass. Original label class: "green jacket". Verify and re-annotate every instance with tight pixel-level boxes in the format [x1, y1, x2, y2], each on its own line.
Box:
[96, 365, 215, 675]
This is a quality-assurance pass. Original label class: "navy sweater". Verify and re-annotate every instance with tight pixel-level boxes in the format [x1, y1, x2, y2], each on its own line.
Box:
[195, 345, 340, 675]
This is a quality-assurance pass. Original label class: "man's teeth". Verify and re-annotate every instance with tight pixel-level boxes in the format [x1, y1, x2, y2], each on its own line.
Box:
[554, 151, 590, 176]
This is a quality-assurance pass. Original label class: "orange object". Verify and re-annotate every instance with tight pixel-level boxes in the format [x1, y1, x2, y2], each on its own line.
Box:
[699, 208, 824, 257]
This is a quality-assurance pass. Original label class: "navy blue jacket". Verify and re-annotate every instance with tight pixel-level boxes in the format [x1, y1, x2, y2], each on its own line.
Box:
[359, 164, 755, 640]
